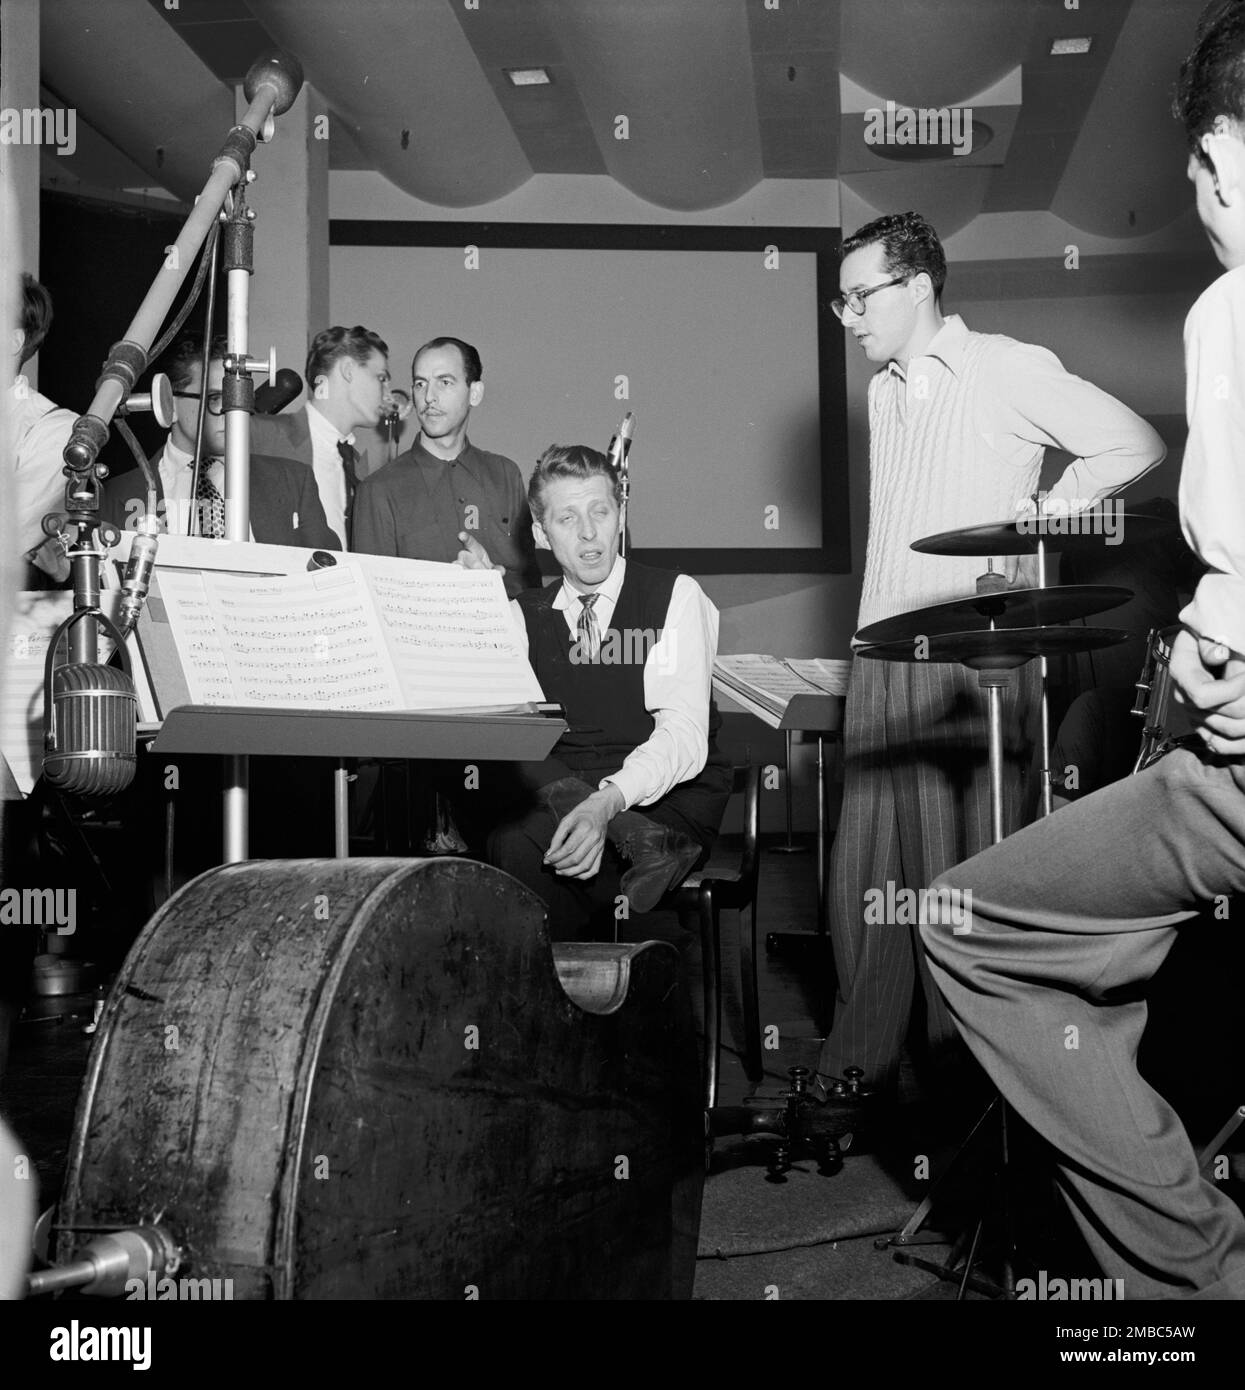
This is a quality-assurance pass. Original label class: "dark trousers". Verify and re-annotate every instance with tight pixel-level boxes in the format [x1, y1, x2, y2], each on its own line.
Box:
[923, 748, 1245, 1299]
[819, 655, 1037, 1092]
[481, 756, 695, 940]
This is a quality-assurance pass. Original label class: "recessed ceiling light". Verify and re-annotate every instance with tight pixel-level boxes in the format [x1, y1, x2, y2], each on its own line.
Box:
[505, 68, 552, 87]
[1050, 36, 1093, 56]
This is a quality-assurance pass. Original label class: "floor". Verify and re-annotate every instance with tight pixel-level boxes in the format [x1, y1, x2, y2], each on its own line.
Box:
[2, 825, 1243, 1302]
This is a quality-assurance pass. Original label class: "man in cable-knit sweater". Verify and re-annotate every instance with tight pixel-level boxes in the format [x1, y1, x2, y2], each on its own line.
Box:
[818, 211, 1165, 1106]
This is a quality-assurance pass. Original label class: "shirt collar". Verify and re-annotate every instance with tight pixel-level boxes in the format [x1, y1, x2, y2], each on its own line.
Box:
[413, 433, 474, 466]
[164, 438, 193, 470]
[553, 554, 626, 612]
[306, 401, 355, 448]
[886, 313, 969, 381]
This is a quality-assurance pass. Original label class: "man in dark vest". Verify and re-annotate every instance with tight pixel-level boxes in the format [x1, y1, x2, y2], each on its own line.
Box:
[483, 443, 732, 939]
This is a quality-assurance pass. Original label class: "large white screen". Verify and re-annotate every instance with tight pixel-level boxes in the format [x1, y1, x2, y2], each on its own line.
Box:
[331, 243, 825, 551]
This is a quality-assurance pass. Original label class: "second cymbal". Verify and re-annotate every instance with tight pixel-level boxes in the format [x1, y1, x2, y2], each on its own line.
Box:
[855, 585, 1134, 645]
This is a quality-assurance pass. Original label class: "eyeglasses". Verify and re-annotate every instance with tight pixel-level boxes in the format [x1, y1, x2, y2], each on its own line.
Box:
[831, 277, 910, 321]
[173, 389, 225, 416]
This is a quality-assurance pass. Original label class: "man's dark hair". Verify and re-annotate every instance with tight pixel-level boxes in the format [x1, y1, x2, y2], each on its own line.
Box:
[412, 336, 482, 386]
[841, 211, 947, 303]
[528, 444, 622, 523]
[18, 274, 53, 369]
[305, 325, 388, 391]
[1175, 1, 1245, 154]
[164, 334, 228, 391]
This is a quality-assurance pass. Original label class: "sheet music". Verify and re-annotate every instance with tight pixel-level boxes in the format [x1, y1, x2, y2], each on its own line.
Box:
[160, 566, 404, 710]
[361, 556, 544, 709]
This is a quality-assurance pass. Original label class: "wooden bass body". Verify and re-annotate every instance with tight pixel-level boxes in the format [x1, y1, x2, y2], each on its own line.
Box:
[56, 858, 703, 1299]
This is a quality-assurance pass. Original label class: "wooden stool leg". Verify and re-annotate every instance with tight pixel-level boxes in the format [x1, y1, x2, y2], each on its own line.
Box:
[738, 901, 763, 1083]
[699, 886, 721, 1111]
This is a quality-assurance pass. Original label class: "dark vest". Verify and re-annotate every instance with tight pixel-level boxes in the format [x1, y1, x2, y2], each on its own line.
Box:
[517, 561, 731, 847]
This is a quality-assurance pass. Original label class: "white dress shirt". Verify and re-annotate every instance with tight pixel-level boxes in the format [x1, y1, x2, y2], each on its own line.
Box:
[1179, 265, 1245, 655]
[305, 402, 354, 552]
[11, 376, 76, 560]
[513, 555, 719, 810]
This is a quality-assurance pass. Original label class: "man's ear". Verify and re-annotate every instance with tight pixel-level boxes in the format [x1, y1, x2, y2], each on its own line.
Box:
[10, 326, 25, 363]
[1202, 125, 1245, 205]
[532, 518, 551, 551]
[909, 271, 934, 309]
[468, 380, 484, 408]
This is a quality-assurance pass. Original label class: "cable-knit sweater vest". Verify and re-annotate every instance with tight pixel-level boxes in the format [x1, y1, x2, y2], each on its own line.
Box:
[858, 331, 1039, 632]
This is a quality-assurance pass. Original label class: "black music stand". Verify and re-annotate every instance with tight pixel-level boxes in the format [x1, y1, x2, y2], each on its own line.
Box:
[152, 705, 568, 858]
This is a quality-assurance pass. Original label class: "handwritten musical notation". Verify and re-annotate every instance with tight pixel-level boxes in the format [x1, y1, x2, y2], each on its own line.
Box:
[156, 558, 543, 713]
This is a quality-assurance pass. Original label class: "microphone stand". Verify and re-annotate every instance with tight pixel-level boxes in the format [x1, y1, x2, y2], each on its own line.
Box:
[47, 51, 304, 859]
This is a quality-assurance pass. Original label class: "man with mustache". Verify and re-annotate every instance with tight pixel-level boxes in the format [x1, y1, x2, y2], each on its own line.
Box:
[353, 336, 539, 596]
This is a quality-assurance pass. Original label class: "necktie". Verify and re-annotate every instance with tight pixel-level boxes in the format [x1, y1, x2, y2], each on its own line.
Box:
[337, 440, 359, 548]
[194, 457, 226, 539]
[577, 592, 601, 664]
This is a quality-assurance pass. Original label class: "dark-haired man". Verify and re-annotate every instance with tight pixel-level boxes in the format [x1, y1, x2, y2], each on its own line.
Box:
[479, 444, 731, 939]
[353, 336, 539, 596]
[249, 324, 395, 549]
[819, 211, 1164, 1101]
[921, 0, 1245, 1300]
[104, 337, 336, 548]
[10, 274, 76, 581]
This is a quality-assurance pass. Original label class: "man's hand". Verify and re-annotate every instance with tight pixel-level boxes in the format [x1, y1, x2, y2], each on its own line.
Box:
[544, 785, 625, 880]
[1170, 628, 1245, 754]
[456, 531, 504, 574]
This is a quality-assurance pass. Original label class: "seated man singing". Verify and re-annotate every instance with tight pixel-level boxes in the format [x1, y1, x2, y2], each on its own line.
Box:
[477, 444, 732, 939]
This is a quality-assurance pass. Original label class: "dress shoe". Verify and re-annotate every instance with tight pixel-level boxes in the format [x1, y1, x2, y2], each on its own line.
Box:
[613, 820, 702, 912]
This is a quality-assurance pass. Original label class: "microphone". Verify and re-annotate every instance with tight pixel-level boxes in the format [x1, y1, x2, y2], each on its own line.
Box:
[606, 412, 634, 475]
[254, 368, 303, 416]
[42, 611, 137, 799]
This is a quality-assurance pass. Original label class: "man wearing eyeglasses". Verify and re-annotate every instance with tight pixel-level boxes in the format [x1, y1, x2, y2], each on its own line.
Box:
[817, 211, 1165, 1113]
[104, 335, 336, 547]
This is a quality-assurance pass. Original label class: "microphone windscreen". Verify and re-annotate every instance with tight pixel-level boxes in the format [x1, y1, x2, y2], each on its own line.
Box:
[43, 664, 137, 798]
[254, 369, 303, 416]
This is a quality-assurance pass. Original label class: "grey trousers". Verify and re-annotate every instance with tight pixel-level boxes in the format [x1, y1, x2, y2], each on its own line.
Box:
[922, 748, 1245, 1299]
[818, 654, 1036, 1091]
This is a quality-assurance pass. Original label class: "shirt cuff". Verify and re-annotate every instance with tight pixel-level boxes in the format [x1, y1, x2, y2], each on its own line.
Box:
[598, 773, 638, 812]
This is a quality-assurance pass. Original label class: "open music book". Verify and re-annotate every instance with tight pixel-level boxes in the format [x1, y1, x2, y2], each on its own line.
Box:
[153, 556, 543, 713]
[713, 654, 851, 723]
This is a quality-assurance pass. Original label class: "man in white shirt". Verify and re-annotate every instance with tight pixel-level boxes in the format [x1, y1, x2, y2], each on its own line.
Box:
[479, 444, 732, 939]
[9, 274, 76, 581]
[249, 324, 396, 550]
[921, 0, 1245, 1300]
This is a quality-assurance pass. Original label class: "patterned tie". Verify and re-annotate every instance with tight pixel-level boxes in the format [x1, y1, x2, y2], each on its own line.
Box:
[193, 457, 226, 539]
[577, 592, 601, 663]
[337, 440, 359, 548]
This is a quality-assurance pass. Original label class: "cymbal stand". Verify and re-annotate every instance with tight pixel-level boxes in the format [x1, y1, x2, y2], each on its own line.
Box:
[1033, 495, 1054, 817]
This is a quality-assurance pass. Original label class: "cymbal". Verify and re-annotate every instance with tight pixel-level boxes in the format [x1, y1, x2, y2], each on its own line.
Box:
[855, 585, 1133, 645]
[911, 507, 1179, 556]
[856, 626, 1131, 671]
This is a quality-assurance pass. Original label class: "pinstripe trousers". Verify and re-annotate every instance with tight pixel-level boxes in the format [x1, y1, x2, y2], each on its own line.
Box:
[818, 654, 1037, 1092]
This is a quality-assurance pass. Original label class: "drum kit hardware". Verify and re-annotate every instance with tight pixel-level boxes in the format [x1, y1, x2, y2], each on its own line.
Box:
[862, 500, 1179, 1298]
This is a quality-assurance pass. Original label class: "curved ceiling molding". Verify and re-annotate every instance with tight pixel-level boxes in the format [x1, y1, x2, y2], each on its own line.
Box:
[248, 0, 533, 208]
[841, 0, 1030, 110]
[1051, 1, 1192, 239]
[541, 0, 763, 212]
[40, 0, 234, 204]
[841, 167, 993, 242]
